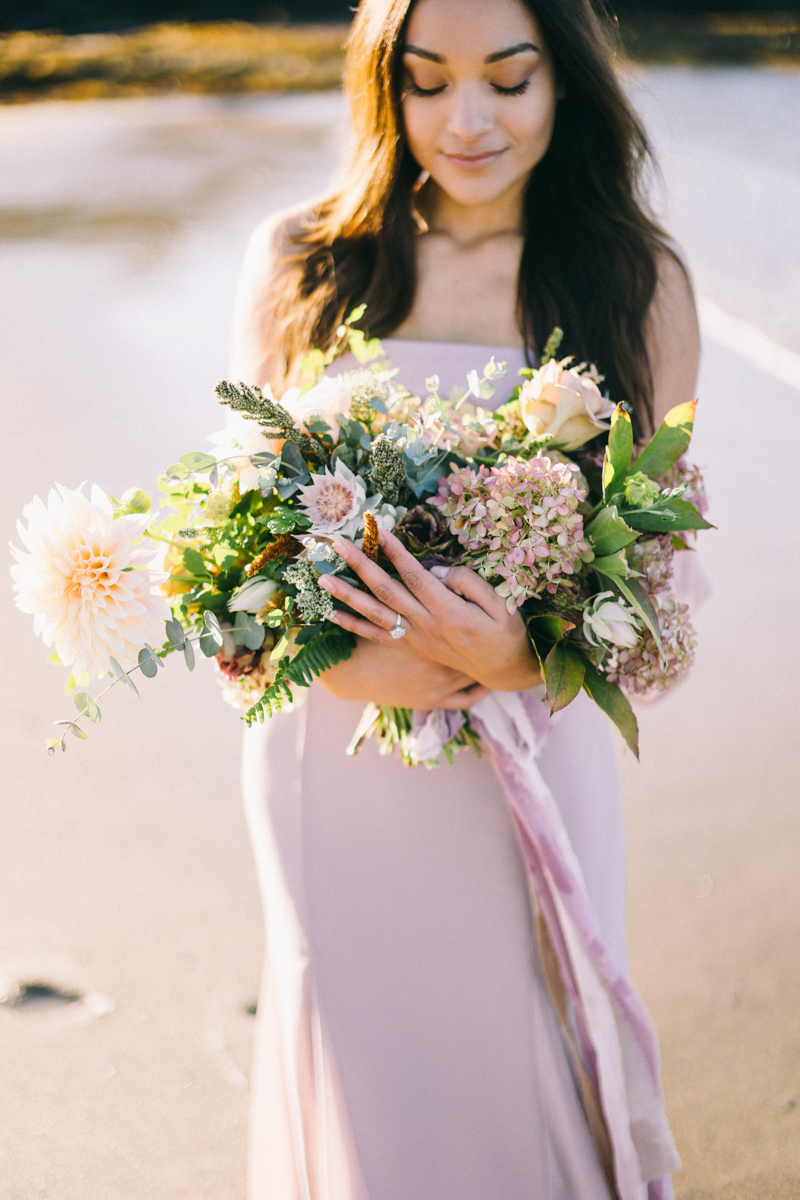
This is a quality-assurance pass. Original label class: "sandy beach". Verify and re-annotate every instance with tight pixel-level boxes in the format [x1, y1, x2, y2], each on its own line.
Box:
[0, 71, 798, 1198]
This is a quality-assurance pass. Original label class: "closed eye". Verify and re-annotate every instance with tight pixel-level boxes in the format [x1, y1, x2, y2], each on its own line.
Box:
[406, 81, 448, 97]
[491, 79, 531, 96]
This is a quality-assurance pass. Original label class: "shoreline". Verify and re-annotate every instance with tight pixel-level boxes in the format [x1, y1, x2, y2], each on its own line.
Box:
[1, 15, 799, 105]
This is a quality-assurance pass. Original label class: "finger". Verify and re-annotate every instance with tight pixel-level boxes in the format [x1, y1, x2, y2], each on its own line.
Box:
[435, 683, 490, 710]
[319, 572, 405, 633]
[375, 529, 452, 611]
[328, 608, 396, 645]
[434, 564, 508, 620]
[331, 538, 428, 621]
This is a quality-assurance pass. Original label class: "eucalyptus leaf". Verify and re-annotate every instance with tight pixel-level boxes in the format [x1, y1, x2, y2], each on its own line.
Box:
[69, 723, 88, 740]
[45, 737, 64, 755]
[203, 610, 224, 644]
[73, 691, 101, 722]
[180, 451, 217, 472]
[109, 656, 139, 697]
[183, 639, 195, 671]
[165, 618, 185, 649]
[137, 647, 158, 679]
[199, 633, 222, 657]
[628, 400, 696, 481]
[165, 462, 189, 480]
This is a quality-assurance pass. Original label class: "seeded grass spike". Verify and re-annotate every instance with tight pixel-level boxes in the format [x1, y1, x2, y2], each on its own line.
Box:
[362, 511, 380, 561]
[215, 379, 326, 460]
[246, 534, 303, 576]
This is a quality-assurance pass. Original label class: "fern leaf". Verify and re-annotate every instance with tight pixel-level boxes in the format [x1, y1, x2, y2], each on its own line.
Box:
[286, 628, 355, 687]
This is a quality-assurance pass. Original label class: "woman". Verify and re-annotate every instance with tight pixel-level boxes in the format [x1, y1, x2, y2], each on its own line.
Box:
[231, 0, 700, 1197]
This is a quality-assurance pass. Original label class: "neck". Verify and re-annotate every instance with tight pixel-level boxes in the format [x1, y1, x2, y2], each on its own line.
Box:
[422, 180, 525, 247]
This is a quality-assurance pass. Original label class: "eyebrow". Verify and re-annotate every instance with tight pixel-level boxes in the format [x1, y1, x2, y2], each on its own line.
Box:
[404, 41, 540, 65]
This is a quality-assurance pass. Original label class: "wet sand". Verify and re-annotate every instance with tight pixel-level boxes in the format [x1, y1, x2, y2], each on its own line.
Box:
[0, 73, 798, 1198]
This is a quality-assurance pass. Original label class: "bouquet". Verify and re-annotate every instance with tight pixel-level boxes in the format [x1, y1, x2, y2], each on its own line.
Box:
[11, 313, 711, 761]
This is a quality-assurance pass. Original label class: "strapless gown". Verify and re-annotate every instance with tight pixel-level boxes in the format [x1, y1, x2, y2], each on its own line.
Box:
[240, 340, 635, 1200]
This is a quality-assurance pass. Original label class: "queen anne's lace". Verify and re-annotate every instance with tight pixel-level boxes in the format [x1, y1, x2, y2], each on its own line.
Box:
[431, 455, 591, 612]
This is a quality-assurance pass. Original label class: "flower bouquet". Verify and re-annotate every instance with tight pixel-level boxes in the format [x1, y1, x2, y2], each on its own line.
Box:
[12, 313, 711, 760]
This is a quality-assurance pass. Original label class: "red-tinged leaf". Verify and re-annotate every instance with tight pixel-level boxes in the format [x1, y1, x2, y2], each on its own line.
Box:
[544, 641, 586, 714]
[581, 661, 639, 758]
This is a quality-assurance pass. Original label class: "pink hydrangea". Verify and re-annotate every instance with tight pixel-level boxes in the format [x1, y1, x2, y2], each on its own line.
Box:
[430, 454, 591, 612]
[604, 593, 696, 696]
[628, 535, 674, 594]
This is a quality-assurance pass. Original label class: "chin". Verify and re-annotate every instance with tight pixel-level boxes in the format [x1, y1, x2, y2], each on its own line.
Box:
[434, 170, 525, 211]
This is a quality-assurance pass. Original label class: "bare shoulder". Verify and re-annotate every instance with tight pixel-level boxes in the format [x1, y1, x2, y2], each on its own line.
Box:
[229, 205, 315, 385]
[645, 247, 701, 428]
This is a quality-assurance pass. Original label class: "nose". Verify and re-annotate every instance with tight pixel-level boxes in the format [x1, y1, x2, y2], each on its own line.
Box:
[445, 82, 495, 144]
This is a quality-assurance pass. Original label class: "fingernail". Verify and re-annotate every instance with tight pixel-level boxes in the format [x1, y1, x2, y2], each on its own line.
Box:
[429, 564, 450, 581]
[318, 576, 334, 592]
[332, 539, 349, 558]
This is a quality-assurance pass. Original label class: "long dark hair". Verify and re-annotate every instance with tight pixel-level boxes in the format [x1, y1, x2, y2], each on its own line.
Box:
[263, 0, 681, 437]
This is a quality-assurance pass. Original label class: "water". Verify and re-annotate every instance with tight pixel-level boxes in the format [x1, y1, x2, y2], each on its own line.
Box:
[0, 73, 798, 1198]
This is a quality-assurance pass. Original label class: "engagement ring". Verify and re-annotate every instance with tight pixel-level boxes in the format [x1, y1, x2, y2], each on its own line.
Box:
[390, 613, 406, 640]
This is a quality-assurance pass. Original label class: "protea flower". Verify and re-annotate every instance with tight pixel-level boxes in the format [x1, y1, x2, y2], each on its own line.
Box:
[297, 461, 369, 536]
[11, 484, 169, 676]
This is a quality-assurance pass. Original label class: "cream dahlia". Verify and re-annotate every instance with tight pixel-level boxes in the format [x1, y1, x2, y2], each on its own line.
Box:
[10, 484, 169, 676]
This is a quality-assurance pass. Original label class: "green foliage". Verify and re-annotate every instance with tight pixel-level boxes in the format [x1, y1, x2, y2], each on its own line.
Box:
[540, 326, 564, 365]
[585, 506, 639, 556]
[629, 400, 696, 480]
[606, 574, 664, 658]
[243, 661, 294, 725]
[581, 661, 639, 758]
[285, 628, 356, 687]
[622, 497, 713, 532]
[73, 691, 101, 722]
[110, 656, 139, 697]
[602, 405, 633, 500]
[215, 379, 326, 462]
[182, 547, 210, 578]
[543, 641, 586, 714]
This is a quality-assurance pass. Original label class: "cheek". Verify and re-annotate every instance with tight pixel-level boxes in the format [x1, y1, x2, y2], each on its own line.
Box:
[401, 99, 440, 168]
[506, 85, 558, 166]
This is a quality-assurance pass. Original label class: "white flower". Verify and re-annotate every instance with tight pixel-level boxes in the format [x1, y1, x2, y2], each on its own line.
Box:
[583, 591, 641, 650]
[297, 461, 367, 535]
[208, 413, 274, 494]
[228, 576, 280, 613]
[371, 503, 407, 532]
[10, 484, 169, 676]
[519, 358, 616, 451]
[284, 374, 352, 438]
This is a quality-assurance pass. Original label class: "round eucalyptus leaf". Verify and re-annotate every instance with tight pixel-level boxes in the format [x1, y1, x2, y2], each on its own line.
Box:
[183, 639, 196, 671]
[144, 643, 164, 670]
[165, 618, 185, 649]
[138, 648, 158, 679]
[180, 451, 217, 472]
[199, 633, 221, 658]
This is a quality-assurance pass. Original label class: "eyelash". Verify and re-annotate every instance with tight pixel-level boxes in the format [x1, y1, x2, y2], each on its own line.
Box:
[406, 79, 531, 98]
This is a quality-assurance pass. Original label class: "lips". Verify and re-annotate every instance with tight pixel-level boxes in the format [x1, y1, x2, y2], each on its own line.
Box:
[442, 148, 507, 169]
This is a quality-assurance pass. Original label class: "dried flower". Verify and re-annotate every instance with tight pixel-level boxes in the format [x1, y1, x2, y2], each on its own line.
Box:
[10, 484, 169, 675]
[431, 455, 591, 612]
[246, 534, 303, 576]
[628, 535, 674, 594]
[361, 511, 380, 561]
[605, 592, 696, 696]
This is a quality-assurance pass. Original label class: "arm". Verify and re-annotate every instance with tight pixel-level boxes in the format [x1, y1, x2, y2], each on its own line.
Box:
[645, 250, 701, 429]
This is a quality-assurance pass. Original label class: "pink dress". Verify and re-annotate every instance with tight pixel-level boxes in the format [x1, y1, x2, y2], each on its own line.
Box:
[240, 341, 673, 1200]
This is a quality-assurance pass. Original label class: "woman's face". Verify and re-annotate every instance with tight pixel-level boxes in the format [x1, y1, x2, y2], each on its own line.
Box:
[401, 0, 559, 215]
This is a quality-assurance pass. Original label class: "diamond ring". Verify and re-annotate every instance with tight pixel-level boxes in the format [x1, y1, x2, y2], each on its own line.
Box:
[390, 612, 406, 640]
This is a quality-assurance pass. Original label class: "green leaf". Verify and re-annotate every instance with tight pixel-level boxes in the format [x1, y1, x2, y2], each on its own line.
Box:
[45, 737, 64, 755]
[183, 640, 195, 671]
[165, 462, 189, 480]
[109, 656, 139, 697]
[182, 547, 210, 578]
[264, 609, 284, 628]
[202, 610, 224, 646]
[602, 405, 633, 500]
[285, 628, 356, 687]
[199, 633, 221, 657]
[622, 498, 714, 533]
[527, 614, 576, 643]
[69, 723, 88, 740]
[628, 400, 697, 481]
[270, 631, 290, 660]
[585, 505, 639, 557]
[211, 543, 237, 569]
[592, 550, 631, 576]
[582, 662, 639, 758]
[165, 618, 185, 649]
[73, 691, 101, 722]
[180, 451, 217, 472]
[543, 642, 586, 714]
[137, 647, 158, 679]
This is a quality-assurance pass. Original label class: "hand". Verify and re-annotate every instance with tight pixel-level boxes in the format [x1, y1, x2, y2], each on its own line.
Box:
[318, 529, 541, 693]
[317, 637, 489, 710]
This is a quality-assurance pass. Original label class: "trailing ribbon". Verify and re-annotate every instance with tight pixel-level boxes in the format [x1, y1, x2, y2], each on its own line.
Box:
[469, 690, 679, 1200]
